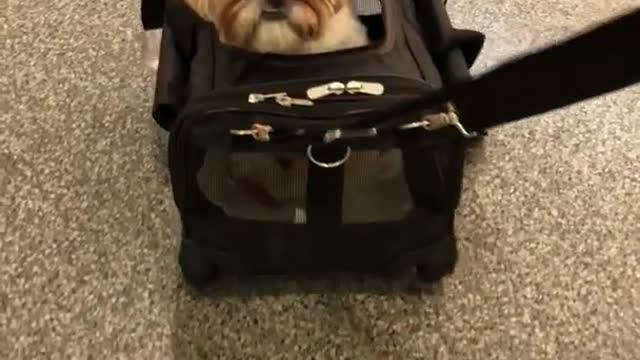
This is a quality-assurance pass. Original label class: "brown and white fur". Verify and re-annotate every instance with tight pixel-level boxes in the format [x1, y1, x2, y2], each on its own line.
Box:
[183, 0, 370, 54]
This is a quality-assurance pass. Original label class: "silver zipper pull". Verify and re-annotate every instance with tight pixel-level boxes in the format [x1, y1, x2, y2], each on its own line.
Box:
[248, 92, 288, 104]
[346, 80, 385, 96]
[306, 81, 345, 100]
[323, 127, 378, 143]
[275, 95, 315, 107]
[229, 123, 273, 142]
[424, 110, 478, 138]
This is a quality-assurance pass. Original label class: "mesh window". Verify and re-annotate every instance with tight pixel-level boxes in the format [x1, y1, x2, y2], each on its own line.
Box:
[196, 149, 414, 224]
[342, 150, 414, 223]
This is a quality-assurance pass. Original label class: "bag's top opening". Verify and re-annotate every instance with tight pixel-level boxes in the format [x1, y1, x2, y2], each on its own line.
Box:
[214, 0, 394, 60]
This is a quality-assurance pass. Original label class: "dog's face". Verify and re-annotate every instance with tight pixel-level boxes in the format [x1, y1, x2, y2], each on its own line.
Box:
[186, 0, 348, 51]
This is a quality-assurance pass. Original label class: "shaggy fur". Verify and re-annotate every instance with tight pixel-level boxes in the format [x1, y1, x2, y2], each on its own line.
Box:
[183, 0, 369, 53]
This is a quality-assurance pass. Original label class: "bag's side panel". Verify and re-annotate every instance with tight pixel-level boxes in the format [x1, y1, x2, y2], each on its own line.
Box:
[152, 0, 191, 130]
[400, 0, 482, 216]
[394, 0, 470, 215]
[152, 25, 185, 130]
[187, 25, 216, 101]
[152, 0, 218, 131]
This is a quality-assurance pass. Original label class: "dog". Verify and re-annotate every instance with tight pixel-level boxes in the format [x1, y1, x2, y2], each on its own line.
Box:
[183, 0, 370, 54]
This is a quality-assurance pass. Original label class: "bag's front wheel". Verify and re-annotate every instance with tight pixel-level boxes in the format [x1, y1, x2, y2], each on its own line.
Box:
[415, 234, 458, 283]
[178, 236, 219, 290]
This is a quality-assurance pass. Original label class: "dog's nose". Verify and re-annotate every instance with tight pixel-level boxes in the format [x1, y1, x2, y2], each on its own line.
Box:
[265, 0, 285, 10]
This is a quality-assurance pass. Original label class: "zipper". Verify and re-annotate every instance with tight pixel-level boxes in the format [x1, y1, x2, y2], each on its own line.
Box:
[188, 75, 432, 107]
[306, 80, 385, 99]
[244, 78, 424, 109]
[245, 80, 388, 107]
[177, 75, 443, 149]
[247, 92, 288, 103]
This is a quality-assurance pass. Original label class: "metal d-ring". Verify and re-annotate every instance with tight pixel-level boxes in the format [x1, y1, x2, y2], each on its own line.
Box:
[306, 145, 351, 168]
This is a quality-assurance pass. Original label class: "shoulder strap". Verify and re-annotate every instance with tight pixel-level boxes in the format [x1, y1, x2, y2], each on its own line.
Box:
[452, 8, 640, 132]
[363, 8, 640, 135]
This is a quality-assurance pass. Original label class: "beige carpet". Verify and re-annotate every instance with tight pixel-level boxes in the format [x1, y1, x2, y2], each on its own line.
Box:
[2, 0, 639, 359]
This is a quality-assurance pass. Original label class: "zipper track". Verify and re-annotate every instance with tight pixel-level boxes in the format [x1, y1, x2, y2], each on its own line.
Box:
[189, 75, 432, 105]
[182, 75, 436, 128]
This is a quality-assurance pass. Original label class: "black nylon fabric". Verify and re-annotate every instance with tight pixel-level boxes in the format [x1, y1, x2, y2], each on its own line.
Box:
[141, 0, 166, 30]
[157, 0, 482, 281]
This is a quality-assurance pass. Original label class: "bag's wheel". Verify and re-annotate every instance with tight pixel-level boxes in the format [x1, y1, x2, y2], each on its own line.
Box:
[178, 235, 220, 289]
[415, 234, 458, 283]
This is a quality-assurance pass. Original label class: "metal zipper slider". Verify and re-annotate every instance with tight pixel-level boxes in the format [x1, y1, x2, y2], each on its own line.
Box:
[229, 123, 273, 142]
[306, 81, 345, 100]
[275, 95, 315, 107]
[323, 127, 378, 143]
[248, 92, 288, 104]
[424, 110, 477, 138]
[346, 80, 385, 96]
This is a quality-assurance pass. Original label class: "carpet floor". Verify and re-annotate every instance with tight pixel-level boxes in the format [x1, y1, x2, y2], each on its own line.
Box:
[2, 0, 638, 358]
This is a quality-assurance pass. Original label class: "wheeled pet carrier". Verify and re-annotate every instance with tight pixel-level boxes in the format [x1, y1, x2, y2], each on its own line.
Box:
[148, 0, 640, 289]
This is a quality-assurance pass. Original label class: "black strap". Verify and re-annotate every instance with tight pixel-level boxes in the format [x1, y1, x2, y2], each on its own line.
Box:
[361, 8, 640, 133]
[452, 7, 640, 132]
[305, 145, 347, 225]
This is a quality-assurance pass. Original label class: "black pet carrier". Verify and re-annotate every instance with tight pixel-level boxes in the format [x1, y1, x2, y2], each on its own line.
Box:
[147, 0, 640, 289]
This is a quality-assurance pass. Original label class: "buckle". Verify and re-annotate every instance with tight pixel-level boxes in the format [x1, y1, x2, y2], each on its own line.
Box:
[399, 103, 478, 139]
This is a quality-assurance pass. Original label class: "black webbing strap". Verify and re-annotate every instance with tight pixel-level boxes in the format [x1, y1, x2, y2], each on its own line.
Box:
[362, 8, 640, 134]
[452, 7, 640, 132]
[306, 145, 347, 226]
